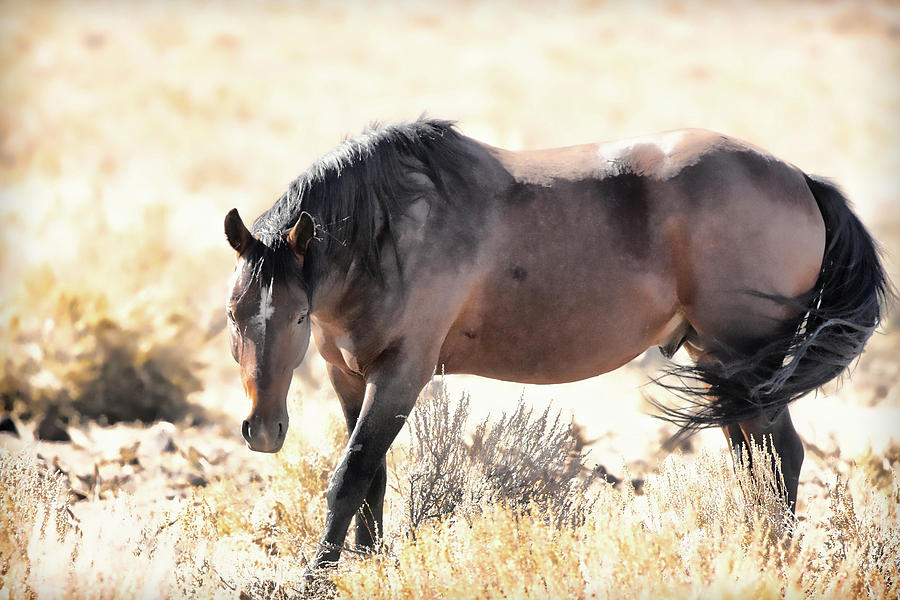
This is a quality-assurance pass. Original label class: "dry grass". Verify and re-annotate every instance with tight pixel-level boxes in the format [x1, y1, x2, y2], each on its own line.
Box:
[2, 406, 898, 599]
[1, 0, 898, 598]
[339, 458, 900, 599]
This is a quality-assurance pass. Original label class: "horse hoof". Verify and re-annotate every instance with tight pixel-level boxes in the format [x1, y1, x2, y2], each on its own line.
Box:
[299, 566, 336, 597]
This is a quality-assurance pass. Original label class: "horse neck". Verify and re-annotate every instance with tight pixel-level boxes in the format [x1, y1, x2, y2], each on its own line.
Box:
[307, 136, 512, 317]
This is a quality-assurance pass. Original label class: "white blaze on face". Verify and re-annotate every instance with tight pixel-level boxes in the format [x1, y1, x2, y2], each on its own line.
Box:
[250, 276, 275, 339]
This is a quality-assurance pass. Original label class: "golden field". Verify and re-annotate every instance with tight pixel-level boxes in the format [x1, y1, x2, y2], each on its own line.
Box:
[0, 1, 898, 598]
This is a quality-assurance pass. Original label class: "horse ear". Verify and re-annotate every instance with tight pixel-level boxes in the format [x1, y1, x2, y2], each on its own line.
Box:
[225, 208, 253, 255]
[287, 212, 316, 257]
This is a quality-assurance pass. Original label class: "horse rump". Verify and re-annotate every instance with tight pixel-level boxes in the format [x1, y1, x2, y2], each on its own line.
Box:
[651, 173, 891, 438]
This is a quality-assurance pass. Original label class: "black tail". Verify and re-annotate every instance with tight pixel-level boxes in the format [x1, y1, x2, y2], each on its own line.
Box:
[653, 174, 891, 436]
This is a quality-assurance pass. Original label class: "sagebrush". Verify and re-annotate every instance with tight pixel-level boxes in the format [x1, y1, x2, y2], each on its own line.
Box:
[398, 378, 597, 534]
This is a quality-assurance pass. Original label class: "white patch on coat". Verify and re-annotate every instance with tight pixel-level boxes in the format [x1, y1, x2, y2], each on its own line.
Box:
[597, 137, 638, 163]
[656, 130, 688, 156]
[598, 130, 699, 180]
[249, 277, 275, 338]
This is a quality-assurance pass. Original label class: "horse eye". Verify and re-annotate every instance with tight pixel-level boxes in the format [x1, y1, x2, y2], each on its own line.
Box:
[226, 309, 235, 323]
[297, 313, 307, 325]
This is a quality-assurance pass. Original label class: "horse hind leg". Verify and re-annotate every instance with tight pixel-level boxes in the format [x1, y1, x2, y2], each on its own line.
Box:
[722, 423, 747, 462]
[683, 342, 804, 513]
[703, 375, 804, 513]
[733, 407, 804, 513]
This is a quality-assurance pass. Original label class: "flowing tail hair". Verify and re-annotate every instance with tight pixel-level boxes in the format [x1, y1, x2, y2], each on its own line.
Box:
[651, 174, 891, 439]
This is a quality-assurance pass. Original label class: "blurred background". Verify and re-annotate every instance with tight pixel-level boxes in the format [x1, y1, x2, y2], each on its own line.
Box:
[0, 0, 897, 507]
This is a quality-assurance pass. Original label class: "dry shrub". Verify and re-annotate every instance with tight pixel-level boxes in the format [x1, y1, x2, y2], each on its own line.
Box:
[399, 382, 471, 532]
[0, 289, 205, 424]
[856, 441, 900, 491]
[398, 378, 597, 535]
[468, 392, 597, 527]
[23, 494, 220, 598]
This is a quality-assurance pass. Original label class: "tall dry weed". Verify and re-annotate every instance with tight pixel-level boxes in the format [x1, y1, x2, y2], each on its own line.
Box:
[0, 448, 72, 596]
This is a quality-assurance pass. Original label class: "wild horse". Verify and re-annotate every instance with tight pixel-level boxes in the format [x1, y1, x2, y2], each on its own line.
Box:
[224, 119, 887, 571]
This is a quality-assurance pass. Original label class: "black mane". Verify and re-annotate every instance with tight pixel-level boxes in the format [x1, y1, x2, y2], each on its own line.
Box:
[251, 118, 480, 286]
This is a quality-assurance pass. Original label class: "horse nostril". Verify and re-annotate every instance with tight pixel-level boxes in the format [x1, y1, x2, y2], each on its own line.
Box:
[241, 419, 251, 442]
[277, 422, 284, 438]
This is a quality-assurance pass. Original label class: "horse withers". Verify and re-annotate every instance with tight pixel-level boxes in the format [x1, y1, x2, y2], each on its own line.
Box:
[223, 119, 888, 573]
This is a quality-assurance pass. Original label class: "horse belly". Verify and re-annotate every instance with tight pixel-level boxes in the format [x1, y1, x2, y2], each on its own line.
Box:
[439, 274, 676, 384]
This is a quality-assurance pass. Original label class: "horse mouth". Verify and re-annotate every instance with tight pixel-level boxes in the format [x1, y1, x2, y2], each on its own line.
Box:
[242, 419, 286, 453]
[246, 440, 284, 453]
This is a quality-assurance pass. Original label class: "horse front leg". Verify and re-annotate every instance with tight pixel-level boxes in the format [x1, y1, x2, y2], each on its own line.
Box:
[327, 363, 386, 551]
[308, 351, 431, 572]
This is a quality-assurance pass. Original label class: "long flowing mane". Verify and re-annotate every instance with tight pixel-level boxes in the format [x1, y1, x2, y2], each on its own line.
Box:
[251, 118, 482, 285]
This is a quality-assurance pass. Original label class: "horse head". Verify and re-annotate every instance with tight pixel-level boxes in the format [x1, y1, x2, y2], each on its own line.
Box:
[224, 208, 315, 452]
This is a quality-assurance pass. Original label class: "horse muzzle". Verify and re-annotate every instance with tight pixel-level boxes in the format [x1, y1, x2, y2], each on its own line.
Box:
[241, 413, 287, 453]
